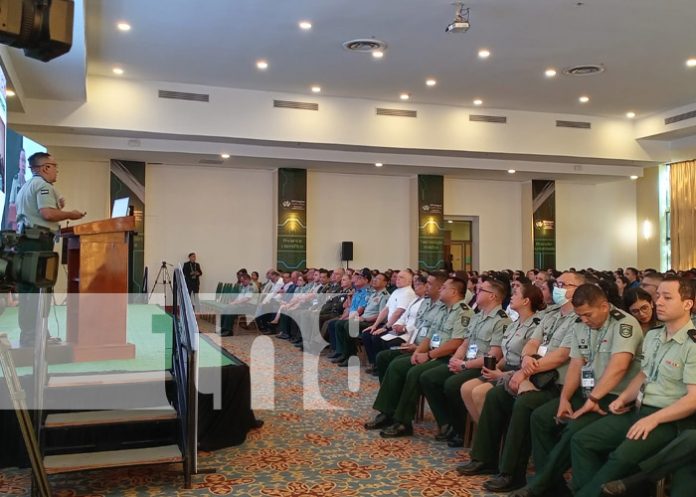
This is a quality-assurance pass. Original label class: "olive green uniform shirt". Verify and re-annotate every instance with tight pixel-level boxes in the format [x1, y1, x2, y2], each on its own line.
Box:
[427, 298, 474, 345]
[463, 305, 512, 358]
[502, 314, 541, 368]
[411, 298, 447, 345]
[15, 175, 61, 232]
[363, 288, 390, 319]
[570, 307, 644, 395]
[641, 321, 696, 408]
[531, 307, 578, 383]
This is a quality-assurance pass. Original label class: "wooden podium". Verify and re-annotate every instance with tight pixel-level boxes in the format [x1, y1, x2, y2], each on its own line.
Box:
[61, 217, 136, 362]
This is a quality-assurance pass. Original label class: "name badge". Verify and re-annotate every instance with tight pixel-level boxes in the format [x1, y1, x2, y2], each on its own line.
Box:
[581, 366, 595, 389]
[418, 326, 429, 337]
[636, 384, 645, 409]
[466, 344, 478, 360]
[431, 334, 441, 349]
[538, 345, 549, 357]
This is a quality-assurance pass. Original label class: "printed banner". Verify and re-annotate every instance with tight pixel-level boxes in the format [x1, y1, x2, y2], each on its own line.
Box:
[277, 168, 307, 271]
[110, 160, 145, 294]
[532, 180, 556, 270]
[418, 175, 444, 271]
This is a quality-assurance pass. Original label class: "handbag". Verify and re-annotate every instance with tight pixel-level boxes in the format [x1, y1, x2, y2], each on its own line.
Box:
[529, 369, 559, 390]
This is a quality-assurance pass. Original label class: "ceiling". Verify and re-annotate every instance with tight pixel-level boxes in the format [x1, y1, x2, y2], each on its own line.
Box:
[73, 0, 696, 118]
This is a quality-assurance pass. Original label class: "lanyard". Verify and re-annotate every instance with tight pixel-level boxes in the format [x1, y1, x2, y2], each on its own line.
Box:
[543, 311, 570, 345]
[647, 332, 673, 382]
[587, 324, 609, 368]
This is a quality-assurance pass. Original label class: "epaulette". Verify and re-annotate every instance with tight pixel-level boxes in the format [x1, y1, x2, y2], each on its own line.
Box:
[575, 317, 583, 323]
[532, 317, 541, 325]
[688, 330, 696, 344]
[459, 302, 470, 311]
[610, 309, 626, 321]
[497, 309, 508, 319]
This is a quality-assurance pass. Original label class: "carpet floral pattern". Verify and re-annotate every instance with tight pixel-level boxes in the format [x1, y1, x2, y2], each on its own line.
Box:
[0, 331, 503, 496]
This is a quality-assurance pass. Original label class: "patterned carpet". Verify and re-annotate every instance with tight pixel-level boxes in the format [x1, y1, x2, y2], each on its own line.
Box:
[0, 325, 503, 497]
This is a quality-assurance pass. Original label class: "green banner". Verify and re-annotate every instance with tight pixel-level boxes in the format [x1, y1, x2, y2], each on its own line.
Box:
[418, 175, 444, 271]
[532, 180, 556, 270]
[277, 168, 307, 271]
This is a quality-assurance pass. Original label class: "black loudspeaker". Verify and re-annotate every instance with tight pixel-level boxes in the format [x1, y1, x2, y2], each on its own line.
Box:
[341, 241, 354, 261]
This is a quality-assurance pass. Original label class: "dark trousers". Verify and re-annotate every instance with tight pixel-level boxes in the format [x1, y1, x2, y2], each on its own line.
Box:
[362, 332, 404, 365]
[335, 319, 371, 357]
[375, 349, 408, 383]
[18, 235, 55, 347]
[419, 363, 482, 433]
[638, 429, 696, 497]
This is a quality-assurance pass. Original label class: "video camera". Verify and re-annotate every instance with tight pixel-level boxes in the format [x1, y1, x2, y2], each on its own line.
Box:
[0, 230, 59, 291]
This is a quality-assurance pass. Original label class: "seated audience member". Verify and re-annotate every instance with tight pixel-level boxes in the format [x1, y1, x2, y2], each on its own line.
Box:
[615, 275, 629, 298]
[255, 270, 285, 333]
[220, 272, 258, 336]
[460, 271, 583, 493]
[623, 287, 657, 334]
[570, 277, 696, 497]
[326, 269, 372, 358]
[318, 273, 353, 327]
[460, 282, 545, 423]
[361, 271, 417, 371]
[624, 267, 641, 289]
[363, 277, 472, 438]
[419, 278, 511, 447]
[639, 271, 664, 303]
[510, 283, 643, 497]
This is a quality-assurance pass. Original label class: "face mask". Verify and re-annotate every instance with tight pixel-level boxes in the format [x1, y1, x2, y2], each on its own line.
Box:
[553, 286, 568, 305]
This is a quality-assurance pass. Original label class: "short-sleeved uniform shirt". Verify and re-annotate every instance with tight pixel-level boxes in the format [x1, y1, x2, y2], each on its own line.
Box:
[15, 175, 61, 232]
[427, 299, 474, 344]
[349, 286, 372, 313]
[570, 307, 644, 395]
[641, 321, 696, 408]
[412, 299, 447, 345]
[363, 288, 390, 320]
[459, 305, 512, 358]
[530, 307, 577, 383]
[501, 314, 541, 368]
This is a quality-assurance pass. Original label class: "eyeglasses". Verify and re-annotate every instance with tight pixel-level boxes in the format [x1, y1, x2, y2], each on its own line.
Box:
[41, 162, 58, 168]
[629, 304, 653, 316]
[478, 288, 495, 295]
[554, 281, 577, 289]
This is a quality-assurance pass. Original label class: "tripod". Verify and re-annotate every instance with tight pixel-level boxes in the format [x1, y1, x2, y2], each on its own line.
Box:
[148, 261, 173, 308]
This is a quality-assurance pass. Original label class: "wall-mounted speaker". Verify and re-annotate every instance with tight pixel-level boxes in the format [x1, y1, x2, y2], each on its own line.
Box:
[341, 241, 353, 262]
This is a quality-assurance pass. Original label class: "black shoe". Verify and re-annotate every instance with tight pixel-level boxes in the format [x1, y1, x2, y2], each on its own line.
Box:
[364, 413, 393, 430]
[365, 365, 375, 374]
[435, 424, 455, 441]
[251, 419, 265, 429]
[293, 341, 304, 348]
[601, 480, 627, 496]
[456, 460, 497, 476]
[328, 352, 342, 359]
[220, 331, 233, 337]
[379, 423, 413, 438]
[484, 474, 526, 492]
[337, 359, 349, 367]
[447, 434, 465, 447]
[276, 333, 290, 339]
[330, 355, 346, 364]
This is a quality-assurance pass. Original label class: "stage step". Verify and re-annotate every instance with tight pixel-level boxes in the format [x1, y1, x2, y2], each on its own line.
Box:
[43, 444, 183, 474]
[47, 370, 172, 389]
[45, 406, 177, 429]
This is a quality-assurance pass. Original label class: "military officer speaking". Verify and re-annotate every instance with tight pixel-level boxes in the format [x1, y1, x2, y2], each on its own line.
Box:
[16, 152, 85, 347]
[569, 277, 696, 497]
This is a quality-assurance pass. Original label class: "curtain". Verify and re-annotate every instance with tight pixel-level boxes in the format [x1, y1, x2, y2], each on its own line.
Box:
[670, 160, 696, 270]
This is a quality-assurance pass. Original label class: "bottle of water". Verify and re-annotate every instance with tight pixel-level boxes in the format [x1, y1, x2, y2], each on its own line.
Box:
[431, 334, 441, 348]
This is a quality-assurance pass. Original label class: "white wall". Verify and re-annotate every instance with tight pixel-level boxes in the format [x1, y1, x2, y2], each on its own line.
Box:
[145, 165, 275, 293]
[556, 180, 637, 270]
[444, 178, 523, 270]
[307, 171, 412, 269]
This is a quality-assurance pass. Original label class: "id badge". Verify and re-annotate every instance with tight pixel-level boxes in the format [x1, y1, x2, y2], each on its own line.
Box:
[636, 385, 645, 409]
[466, 344, 478, 360]
[418, 326, 429, 337]
[538, 345, 549, 357]
[581, 366, 595, 389]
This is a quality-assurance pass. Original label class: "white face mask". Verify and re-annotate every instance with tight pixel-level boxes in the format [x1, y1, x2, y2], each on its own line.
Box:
[553, 286, 569, 305]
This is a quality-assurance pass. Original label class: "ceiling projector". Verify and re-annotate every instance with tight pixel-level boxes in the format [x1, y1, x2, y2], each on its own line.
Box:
[445, 19, 470, 33]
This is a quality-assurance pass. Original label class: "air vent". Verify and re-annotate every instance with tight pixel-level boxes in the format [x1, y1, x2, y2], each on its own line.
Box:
[342, 39, 388, 53]
[158, 90, 209, 102]
[665, 109, 696, 125]
[562, 64, 605, 76]
[273, 100, 319, 111]
[198, 159, 224, 165]
[469, 114, 507, 124]
[376, 108, 417, 118]
[556, 120, 591, 129]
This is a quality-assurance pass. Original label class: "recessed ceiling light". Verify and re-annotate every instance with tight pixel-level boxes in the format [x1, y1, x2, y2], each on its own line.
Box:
[299, 21, 312, 30]
[507, 169, 516, 174]
[473, 99, 483, 106]
[400, 93, 410, 100]
[311, 85, 321, 93]
[630, 175, 638, 180]
[426, 78, 437, 87]
[447, 220, 453, 224]
[372, 50, 384, 59]
[112, 67, 124, 75]
[478, 49, 491, 59]
[256, 59, 268, 70]
[579, 95, 590, 103]
[626, 111, 636, 119]
[116, 22, 131, 32]
[686, 58, 696, 68]
[221, 154, 230, 159]
[545, 68, 557, 78]
[6, 89, 15, 97]
[374, 162, 383, 168]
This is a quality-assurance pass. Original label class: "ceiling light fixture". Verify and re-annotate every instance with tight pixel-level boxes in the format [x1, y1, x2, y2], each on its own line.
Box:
[545, 68, 557, 77]
[375, 162, 383, 168]
[473, 99, 483, 106]
[626, 111, 636, 119]
[446, 2, 471, 33]
[426, 78, 437, 87]
[221, 154, 230, 159]
[400, 93, 410, 100]
[372, 50, 384, 59]
[117, 22, 131, 32]
[686, 58, 696, 68]
[256, 60, 268, 70]
[6, 89, 15, 97]
[447, 220, 453, 224]
[630, 175, 638, 180]
[578, 95, 590, 103]
[311, 85, 321, 93]
[299, 21, 312, 30]
[507, 169, 516, 174]
[478, 49, 491, 59]
[112, 67, 124, 75]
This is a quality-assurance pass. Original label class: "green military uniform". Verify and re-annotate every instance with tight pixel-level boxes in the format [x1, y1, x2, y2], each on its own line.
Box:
[500, 314, 541, 369]
[335, 288, 388, 357]
[371, 299, 471, 426]
[15, 175, 61, 347]
[527, 307, 643, 495]
[420, 305, 511, 435]
[470, 307, 576, 484]
[374, 297, 446, 381]
[221, 282, 259, 335]
[631, 429, 696, 497]
[571, 320, 696, 497]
